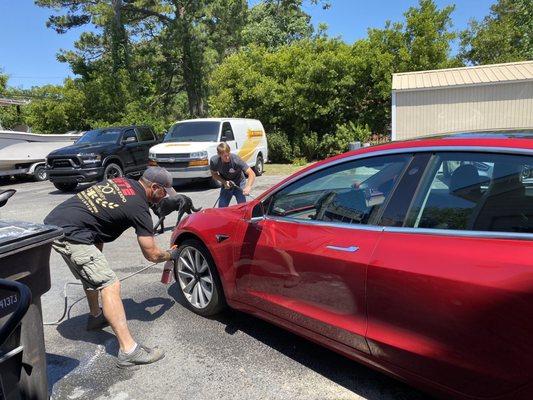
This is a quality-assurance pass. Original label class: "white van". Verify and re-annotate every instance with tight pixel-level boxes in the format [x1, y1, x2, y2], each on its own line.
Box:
[148, 118, 268, 183]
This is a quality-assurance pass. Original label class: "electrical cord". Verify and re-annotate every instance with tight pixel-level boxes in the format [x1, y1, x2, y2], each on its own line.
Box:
[43, 262, 160, 326]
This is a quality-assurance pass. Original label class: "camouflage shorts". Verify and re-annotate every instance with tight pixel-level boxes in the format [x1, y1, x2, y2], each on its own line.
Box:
[52, 239, 117, 290]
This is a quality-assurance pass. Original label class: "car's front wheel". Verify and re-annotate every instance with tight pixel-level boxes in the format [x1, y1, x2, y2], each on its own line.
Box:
[173, 239, 225, 316]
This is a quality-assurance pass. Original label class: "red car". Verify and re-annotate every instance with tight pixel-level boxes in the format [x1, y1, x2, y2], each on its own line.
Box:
[170, 133, 533, 400]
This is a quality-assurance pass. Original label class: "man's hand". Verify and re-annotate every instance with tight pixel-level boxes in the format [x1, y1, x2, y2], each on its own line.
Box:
[224, 180, 233, 189]
[243, 186, 251, 196]
[167, 246, 179, 261]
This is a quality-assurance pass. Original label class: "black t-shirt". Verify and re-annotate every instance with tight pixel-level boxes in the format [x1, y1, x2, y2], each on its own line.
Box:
[209, 153, 249, 184]
[44, 178, 153, 244]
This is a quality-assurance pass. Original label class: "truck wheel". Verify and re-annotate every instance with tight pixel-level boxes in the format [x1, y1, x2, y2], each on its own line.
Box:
[33, 166, 48, 182]
[104, 163, 123, 180]
[253, 154, 264, 176]
[53, 182, 78, 192]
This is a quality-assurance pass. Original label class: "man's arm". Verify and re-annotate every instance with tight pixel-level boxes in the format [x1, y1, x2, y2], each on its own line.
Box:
[137, 236, 172, 263]
[243, 167, 256, 195]
[211, 170, 231, 188]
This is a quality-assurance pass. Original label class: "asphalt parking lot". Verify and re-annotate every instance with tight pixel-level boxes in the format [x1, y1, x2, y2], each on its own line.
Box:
[0, 175, 429, 400]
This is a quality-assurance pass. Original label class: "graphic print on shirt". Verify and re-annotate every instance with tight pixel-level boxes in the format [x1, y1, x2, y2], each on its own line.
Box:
[77, 178, 136, 214]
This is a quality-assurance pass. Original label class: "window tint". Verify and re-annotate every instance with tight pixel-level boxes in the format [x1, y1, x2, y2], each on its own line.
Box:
[221, 122, 234, 141]
[137, 127, 155, 142]
[164, 122, 220, 142]
[406, 152, 533, 233]
[122, 129, 138, 143]
[77, 129, 121, 144]
[267, 155, 410, 225]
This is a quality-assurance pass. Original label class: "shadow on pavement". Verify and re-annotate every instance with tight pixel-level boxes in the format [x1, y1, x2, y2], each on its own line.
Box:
[167, 283, 431, 400]
[55, 296, 173, 356]
[46, 352, 79, 396]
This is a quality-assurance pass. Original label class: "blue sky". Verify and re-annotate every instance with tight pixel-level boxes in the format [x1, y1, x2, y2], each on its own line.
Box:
[1, 0, 494, 89]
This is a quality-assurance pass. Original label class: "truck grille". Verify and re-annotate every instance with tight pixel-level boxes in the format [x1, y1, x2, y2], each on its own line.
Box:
[154, 153, 190, 159]
[50, 158, 81, 168]
[157, 162, 189, 169]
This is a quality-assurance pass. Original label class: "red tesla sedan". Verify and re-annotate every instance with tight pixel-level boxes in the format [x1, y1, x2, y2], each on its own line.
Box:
[170, 133, 533, 400]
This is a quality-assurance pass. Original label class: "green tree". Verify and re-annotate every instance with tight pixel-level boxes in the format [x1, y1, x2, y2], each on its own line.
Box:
[460, 0, 533, 64]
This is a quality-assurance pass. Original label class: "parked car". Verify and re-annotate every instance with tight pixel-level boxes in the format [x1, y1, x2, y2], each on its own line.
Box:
[46, 125, 158, 192]
[148, 118, 268, 185]
[169, 132, 533, 400]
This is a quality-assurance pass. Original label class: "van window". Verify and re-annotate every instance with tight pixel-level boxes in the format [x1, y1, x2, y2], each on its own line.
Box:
[221, 122, 235, 141]
[164, 122, 220, 143]
[406, 152, 533, 233]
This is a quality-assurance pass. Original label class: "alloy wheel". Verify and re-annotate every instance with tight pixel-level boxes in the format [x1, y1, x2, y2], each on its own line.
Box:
[177, 246, 214, 309]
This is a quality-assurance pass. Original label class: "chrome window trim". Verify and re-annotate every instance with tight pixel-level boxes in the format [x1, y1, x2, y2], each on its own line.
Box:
[263, 215, 384, 232]
[257, 145, 533, 235]
[384, 226, 533, 241]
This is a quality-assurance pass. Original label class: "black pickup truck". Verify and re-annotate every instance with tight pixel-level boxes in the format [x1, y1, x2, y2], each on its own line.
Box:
[46, 125, 159, 192]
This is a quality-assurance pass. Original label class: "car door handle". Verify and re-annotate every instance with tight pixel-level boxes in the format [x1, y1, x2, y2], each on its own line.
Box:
[326, 245, 359, 253]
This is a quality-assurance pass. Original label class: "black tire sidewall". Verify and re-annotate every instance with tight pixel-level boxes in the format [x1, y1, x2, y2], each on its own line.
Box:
[254, 155, 264, 176]
[173, 239, 226, 316]
[104, 163, 123, 180]
[34, 166, 48, 181]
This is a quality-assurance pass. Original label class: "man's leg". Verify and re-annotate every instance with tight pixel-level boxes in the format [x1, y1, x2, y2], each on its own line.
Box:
[85, 289, 101, 317]
[218, 187, 232, 208]
[101, 280, 136, 352]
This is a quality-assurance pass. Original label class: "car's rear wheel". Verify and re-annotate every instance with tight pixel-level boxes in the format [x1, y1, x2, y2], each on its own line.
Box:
[104, 162, 123, 180]
[173, 239, 225, 316]
[53, 182, 78, 192]
[33, 165, 48, 182]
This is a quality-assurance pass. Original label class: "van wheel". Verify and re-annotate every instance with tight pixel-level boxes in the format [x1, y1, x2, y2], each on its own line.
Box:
[53, 182, 78, 192]
[173, 239, 226, 316]
[253, 154, 264, 176]
[34, 166, 48, 182]
[104, 163, 123, 180]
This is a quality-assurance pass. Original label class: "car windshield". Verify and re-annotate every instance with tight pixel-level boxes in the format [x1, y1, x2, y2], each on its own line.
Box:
[164, 122, 220, 143]
[76, 129, 122, 144]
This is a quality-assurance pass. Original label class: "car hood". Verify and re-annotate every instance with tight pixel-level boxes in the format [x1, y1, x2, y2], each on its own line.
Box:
[48, 142, 116, 156]
[150, 141, 218, 154]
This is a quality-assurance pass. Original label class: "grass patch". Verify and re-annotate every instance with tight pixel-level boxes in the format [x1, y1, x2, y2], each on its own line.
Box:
[264, 163, 311, 176]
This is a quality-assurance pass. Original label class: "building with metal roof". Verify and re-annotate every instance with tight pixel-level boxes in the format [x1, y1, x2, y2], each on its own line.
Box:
[391, 60, 533, 140]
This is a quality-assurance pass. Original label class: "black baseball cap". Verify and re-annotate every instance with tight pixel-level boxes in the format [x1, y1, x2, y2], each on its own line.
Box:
[142, 167, 177, 196]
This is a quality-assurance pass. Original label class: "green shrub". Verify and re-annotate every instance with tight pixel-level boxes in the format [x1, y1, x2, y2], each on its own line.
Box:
[267, 130, 293, 163]
[320, 122, 371, 158]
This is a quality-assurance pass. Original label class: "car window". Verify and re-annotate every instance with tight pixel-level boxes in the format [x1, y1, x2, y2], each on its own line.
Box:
[122, 129, 138, 143]
[221, 122, 235, 141]
[77, 129, 122, 144]
[267, 154, 410, 225]
[405, 152, 533, 233]
[137, 127, 155, 142]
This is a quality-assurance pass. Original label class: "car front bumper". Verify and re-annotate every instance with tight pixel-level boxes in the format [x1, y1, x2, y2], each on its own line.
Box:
[47, 166, 104, 183]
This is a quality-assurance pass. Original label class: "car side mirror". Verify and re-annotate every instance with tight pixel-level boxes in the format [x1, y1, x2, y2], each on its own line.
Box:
[122, 136, 137, 144]
[221, 134, 227, 142]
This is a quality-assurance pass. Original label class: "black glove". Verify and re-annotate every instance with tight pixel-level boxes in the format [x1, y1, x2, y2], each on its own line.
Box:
[166, 246, 180, 261]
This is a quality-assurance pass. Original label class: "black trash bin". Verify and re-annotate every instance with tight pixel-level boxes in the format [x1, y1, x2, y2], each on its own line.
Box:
[0, 220, 63, 400]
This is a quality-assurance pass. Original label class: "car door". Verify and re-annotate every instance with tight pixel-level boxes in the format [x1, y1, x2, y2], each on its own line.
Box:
[233, 153, 412, 353]
[135, 127, 156, 170]
[366, 150, 533, 398]
[117, 129, 138, 171]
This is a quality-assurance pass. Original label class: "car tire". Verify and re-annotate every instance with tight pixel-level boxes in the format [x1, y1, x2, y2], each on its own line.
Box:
[103, 162, 123, 180]
[173, 239, 226, 316]
[33, 166, 48, 182]
[53, 182, 78, 192]
[253, 154, 264, 176]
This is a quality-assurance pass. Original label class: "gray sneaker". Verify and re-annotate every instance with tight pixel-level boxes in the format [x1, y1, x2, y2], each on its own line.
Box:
[86, 311, 109, 331]
[117, 344, 165, 369]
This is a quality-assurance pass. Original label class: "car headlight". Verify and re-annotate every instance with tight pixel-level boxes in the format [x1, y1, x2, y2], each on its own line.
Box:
[79, 153, 102, 164]
[190, 151, 208, 159]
